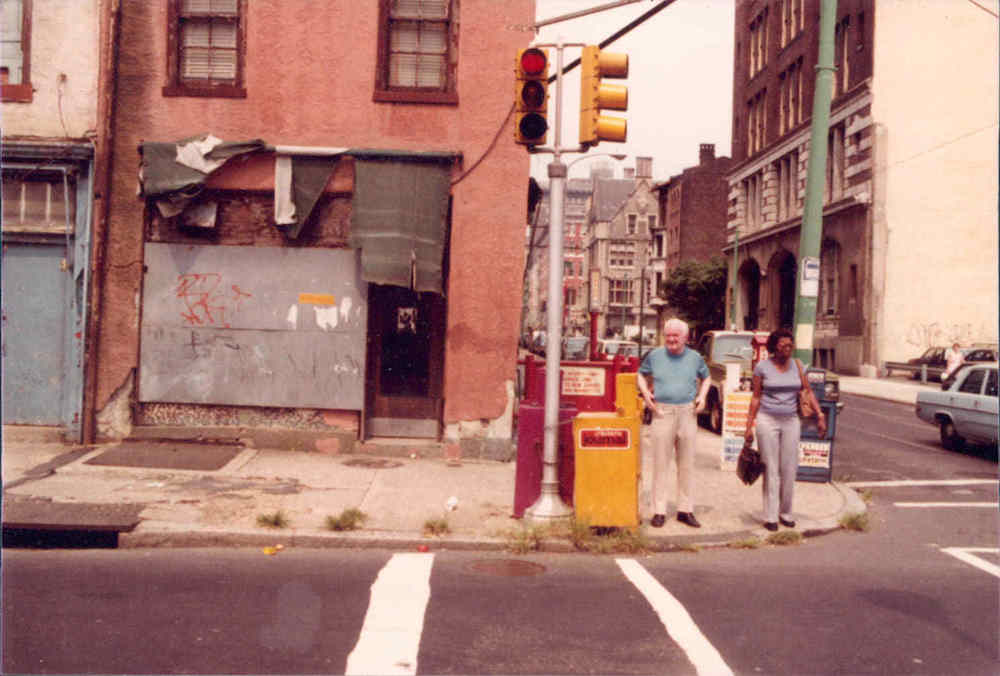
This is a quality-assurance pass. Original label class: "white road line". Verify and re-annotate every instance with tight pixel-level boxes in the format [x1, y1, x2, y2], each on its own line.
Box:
[846, 479, 998, 488]
[836, 425, 940, 452]
[345, 553, 434, 676]
[941, 548, 1000, 578]
[894, 502, 998, 508]
[617, 558, 733, 676]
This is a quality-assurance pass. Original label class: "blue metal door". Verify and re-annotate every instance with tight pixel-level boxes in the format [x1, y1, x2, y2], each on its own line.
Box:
[2, 242, 69, 424]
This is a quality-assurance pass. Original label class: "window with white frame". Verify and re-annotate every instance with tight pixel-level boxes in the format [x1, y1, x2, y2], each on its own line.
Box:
[818, 239, 840, 316]
[376, 0, 457, 104]
[743, 171, 763, 229]
[780, 0, 804, 48]
[609, 242, 635, 268]
[747, 90, 767, 156]
[825, 124, 845, 202]
[748, 7, 769, 77]
[627, 214, 638, 235]
[609, 278, 634, 305]
[778, 59, 802, 135]
[775, 150, 799, 221]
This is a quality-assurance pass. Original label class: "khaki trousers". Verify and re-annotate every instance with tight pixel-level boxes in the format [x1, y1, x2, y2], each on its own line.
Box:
[641, 402, 696, 515]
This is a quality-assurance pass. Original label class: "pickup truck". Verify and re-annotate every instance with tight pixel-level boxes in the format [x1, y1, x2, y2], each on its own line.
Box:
[915, 362, 998, 450]
[695, 330, 842, 434]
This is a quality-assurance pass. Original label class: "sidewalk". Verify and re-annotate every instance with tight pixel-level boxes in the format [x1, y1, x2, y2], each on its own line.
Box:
[4, 375, 928, 551]
[2, 424, 870, 554]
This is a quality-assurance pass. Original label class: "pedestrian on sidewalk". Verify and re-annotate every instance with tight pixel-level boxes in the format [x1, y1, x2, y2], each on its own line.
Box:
[944, 342, 965, 381]
[743, 328, 826, 531]
[637, 317, 710, 529]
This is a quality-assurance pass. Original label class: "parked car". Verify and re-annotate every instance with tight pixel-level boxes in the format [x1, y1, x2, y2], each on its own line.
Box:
[595, 339, 639, 360]
[905, 346, 949, 381]
[695, 330, 842, 434]
[562, 336, 590, 361]
[940, 347, 999, 389]
[916, 362, 998, 450]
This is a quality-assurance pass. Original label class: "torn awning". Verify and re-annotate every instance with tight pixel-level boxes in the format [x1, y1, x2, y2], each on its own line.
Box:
[139, 135, 266, 217]
[350, 158, 451, 294]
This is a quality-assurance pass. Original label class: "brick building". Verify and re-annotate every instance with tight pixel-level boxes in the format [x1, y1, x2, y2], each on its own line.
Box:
[725, 0, 997, 374]
[87, 0, 536, 458]
[652, 143, 732, 293]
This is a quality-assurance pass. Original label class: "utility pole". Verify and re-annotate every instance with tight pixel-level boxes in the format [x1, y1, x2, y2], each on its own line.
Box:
[794, 0, 838, 367]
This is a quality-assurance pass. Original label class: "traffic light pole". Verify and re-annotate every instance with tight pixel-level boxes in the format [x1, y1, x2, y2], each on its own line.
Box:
[793, 0, 838, 366]
[525, 40, 583, 522]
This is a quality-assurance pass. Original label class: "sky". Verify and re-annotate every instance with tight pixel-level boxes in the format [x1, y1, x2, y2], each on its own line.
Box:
[530, 0, 736, 182]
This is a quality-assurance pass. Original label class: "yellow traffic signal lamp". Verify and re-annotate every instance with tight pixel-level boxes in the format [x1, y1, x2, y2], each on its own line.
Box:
[515, 47, 549, 146]
[579, 45, 628, 147]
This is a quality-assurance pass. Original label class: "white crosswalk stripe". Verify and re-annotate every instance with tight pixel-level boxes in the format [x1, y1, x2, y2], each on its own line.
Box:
[345, 553, 435, 675]
[617, 558, 734, 676]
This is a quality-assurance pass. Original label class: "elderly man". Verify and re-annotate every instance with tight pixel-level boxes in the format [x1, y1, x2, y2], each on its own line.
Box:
[637, 318, 710, 528]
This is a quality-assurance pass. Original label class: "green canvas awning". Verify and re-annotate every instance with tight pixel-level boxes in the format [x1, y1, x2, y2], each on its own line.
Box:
[350, 158, 452, 294]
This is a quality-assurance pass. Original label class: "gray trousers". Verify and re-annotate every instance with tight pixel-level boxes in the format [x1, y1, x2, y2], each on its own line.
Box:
[641, 402, 697, 515]
[756, 410, 800, 523]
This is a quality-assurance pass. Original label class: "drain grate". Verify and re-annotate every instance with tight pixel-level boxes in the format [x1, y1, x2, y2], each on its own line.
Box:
[341, 458, 404, 469]
[465, 559, 546, 577]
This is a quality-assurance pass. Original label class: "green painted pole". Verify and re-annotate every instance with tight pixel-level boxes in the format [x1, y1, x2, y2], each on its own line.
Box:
[794, 0, 838, 367]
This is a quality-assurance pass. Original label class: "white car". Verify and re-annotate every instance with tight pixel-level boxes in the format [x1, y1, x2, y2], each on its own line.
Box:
[916, 363, 998, 450]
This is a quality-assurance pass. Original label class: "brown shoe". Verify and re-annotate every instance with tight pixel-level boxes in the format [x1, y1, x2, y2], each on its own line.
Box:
[764, 522, 778, 532]
[650, 514, 666, 528]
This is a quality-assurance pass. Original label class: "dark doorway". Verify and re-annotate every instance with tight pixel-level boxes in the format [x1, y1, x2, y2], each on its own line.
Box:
[739, 260, 761, 330]
[779, 254, 797, 329]
[366, 284, 445, 438]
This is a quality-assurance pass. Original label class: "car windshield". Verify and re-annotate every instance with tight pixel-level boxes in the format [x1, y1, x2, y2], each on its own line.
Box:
[712, 336, 754, 361]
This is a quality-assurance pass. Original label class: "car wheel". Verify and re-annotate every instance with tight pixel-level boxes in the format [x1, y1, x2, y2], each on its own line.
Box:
[709, 396, 723, 435]
[939, 420, 965, 451]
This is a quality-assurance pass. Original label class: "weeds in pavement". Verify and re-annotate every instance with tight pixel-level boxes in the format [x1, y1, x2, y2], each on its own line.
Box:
[499, 518, 652, 555]
[674, 542, 701, 553]
[256, 510, 289, 529]
[423, 517, 451, 536]
[326, 508, 368, 532]
[765, 530, 803, 546]
[859, 489, 873, 505]
[728, 538, 763, 549]
[503, 525, 546, 554]
[840, 512, 870, 532]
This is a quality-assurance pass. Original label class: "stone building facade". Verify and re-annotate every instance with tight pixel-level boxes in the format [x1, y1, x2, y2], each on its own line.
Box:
[726, 0, 997, 374]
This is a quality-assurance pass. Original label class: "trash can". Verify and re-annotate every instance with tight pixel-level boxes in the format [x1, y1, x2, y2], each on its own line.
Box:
[797, 368, 837, 482]
[513, 401, 577, 517]
[572, 411, 639, 528]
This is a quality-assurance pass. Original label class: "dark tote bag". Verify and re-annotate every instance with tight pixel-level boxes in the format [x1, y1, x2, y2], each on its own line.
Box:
[736, 442, 765, 485]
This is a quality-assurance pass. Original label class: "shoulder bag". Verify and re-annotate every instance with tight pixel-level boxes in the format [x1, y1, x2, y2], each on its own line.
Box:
[795, 359, 817, 419]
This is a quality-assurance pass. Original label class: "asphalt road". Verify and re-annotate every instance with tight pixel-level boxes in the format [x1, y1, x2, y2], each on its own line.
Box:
[3, 391, 997, 675]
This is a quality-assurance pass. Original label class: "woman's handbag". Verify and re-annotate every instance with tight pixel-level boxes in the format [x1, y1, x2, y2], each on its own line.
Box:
[795, 359, 817, 419]
[736, 442, 765, 485]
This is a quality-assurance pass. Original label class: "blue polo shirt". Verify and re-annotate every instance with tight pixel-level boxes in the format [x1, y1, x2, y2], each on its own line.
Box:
[638, 346, 709, 404]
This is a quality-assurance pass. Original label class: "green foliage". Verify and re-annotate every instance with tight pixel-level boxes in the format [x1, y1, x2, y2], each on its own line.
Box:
[659, 257, 728, 334]
[256, 510, 289, 528]
[765, 530, 803, 546]
[326, 508, 368, 532]
[840, 512, 870, 532]
[423, 517, 451, 536]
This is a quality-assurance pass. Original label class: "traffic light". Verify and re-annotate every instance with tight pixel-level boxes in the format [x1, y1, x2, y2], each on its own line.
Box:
[515, 47, 549, 146]
[579, 45, 628, 147]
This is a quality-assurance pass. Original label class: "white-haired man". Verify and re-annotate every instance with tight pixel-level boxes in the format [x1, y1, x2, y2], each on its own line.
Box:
[636, 317, 710, 528]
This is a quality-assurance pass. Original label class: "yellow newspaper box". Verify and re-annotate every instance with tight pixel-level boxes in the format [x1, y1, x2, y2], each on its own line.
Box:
[615, 372, 641, 418]
[573, 411, 640, 528]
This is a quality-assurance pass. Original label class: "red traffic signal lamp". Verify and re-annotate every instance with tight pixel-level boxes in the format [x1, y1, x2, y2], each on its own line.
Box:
[515, 47, 549, 146]
[579, 45, 628, 147]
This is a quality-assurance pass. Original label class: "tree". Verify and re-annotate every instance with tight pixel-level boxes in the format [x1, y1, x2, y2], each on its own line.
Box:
[660, 257, 728, 336]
